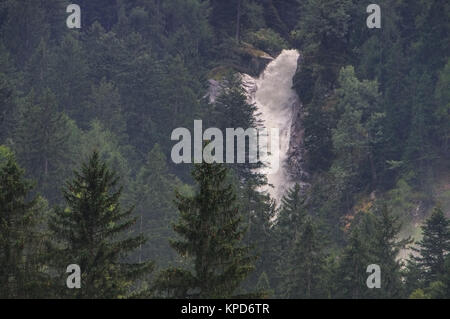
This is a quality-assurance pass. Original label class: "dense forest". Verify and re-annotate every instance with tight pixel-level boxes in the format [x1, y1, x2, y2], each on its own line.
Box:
[0, 0, 449, 299]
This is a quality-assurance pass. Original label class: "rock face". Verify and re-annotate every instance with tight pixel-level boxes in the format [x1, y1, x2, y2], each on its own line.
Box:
[286, 95, 309, 183]
[233, 43, 274, 76]
[206, 79, 223, 104]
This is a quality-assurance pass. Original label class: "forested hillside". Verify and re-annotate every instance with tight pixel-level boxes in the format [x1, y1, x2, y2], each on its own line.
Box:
[0, 0, 449, 299]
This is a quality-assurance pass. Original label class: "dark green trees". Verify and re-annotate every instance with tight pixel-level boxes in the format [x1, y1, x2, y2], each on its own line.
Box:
[435, 59, 450, 155]
[337, 204, 410, 299]
[14, 89, 78, 202]
[0, 146, 48, 298]
[331, 66, 383, 204]
[337, 226, 370, 299]
[277, 184, 306, 236]
[414, 207, 450, 284]
[213, 75, 262, 184]
[275, 183, 307, 289]
[131, 144, 182, 268]
[0, 44, 18, 144]
[371, 205, 411, 298]
[49, 151, 153, 298]
[158, 161, 255, 298]
[282, 218, 327, 299]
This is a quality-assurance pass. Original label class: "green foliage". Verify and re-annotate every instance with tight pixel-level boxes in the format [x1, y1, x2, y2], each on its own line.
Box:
[329, 66, 383, 213]
[413, 207, 450, 284]
[13, 89, 80, 202]
[49, 33, 89, 120]
[244, 28, 288, 55]
[157, 161, 255, 298]
[49, 151, 153, 298]
[0, 147, 49, 298]
[434, 59, 450, 154]
[336, 225, 371, 299]
[0, 44, 18, 143]
[370, 204, 411, 298]
[131, 144, 183, 268]
[86, 78, 127, 136]
[281, 218, 328, 298]
[0, 0, 449, 299]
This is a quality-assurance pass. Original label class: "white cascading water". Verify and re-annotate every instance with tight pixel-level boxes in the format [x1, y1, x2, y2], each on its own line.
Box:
[242, 49, 301, 203]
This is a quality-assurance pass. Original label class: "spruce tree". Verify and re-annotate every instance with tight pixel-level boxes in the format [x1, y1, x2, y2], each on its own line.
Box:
[213, 74, 263, 185]
[49, 151, 153, 298]
[274, 183, 307, 294]
[277, 183, 306, 246]
[435, 59, 450, 155]
[131, 143, 182, 268]
[337, 226, 371, 299]
[413, 207, 450, 284]
[281, 218, 327, 298]
[157, 161, 255, 298]
[0, 44, 18, 144]
[403, 256, 425, 297]
[371, 204, 411, 298]
[49, 33, 89, 121]
[0, 146, 48, 298]
[14, 89, 79, 202]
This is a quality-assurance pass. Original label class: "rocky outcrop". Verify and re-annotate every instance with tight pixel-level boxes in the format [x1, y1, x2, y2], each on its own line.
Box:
[235, 44, 274, 76]
[205, 79, 224, 104]
[286, 53, 309, 189]
[286, 97, 309, 183]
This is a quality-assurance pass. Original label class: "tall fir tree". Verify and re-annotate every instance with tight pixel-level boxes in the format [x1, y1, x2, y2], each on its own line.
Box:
[276, 183, 306, 244]
[337, 225, 371, 299]
[49, 151, 153, 298]
[49, 33, 89, 122]
[434, 59, 450, 155]
[212, 74, 263, 185]
[0, 146, 49, 298]
[370, 204, 411, 298]
[156, 161, 255, 298]
[0, 43, 18, 144]
[413, 207, 450, 284]
[273, 183, 307, 294]
[281, 217, 327, 298]
[131, 143, 183, 268]
[14, 89, 79, 202]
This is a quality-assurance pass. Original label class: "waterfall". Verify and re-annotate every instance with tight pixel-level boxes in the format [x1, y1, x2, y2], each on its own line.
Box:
[242, 49, 301, 203]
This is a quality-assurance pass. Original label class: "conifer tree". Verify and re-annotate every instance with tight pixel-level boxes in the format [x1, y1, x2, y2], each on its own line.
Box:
[273, 183, 307, 293]
[49, 151, 153, 298]
[413, 207, 450, 284]
[281, 218, 327, 298]
[131, 143, 182, 268]
[14, 89, 79, 202]
[337, 226, 371, 299]
[277, 183, 306, 245]
[213, 74, 263, 185]
[403, 256, 425, 297]
[0, 44, 17, 144]
[435, 59, 450, 155]
[157, 161, 255, 298]
[371, 204, 411, 298]
[0, 146, 48, 298]
[331, 66, 383, 200]
[49, 33, 89, 121]
[86, 78, 127, 136]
